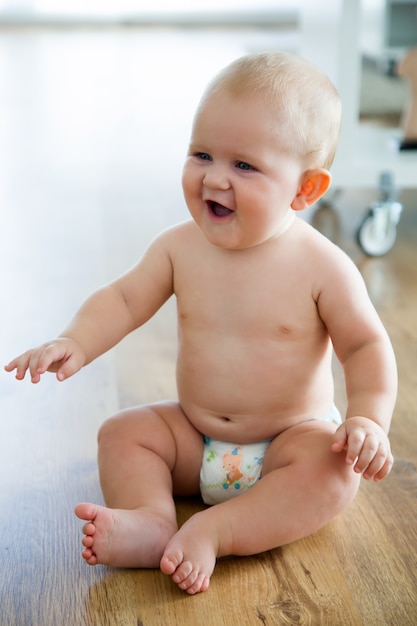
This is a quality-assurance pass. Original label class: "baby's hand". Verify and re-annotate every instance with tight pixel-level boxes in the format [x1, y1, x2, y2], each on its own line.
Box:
[4, 338, 86, 384]
[331, 416, 393, 482]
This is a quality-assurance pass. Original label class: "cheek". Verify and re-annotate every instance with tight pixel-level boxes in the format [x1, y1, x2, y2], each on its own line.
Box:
[182, 159, 194, 183]
[240, 181, 288, 217]
[182, 165, 202, 200]
[181, 166, 191, 195]
[237, 188, 273, 223]
[182, 179, 196, 212]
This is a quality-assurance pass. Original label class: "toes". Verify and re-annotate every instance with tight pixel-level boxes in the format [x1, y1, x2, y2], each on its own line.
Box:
[81, 547, 92, 559]
[161, 552, 211, 593]
[185, 573, 210, 595]
[75, 502, 97, 522]
[82, 522, 96, 536]
[81, 547, 97, 565]
[172, 560, 193, 584]
[160, 549, 184, 575]
[82, 535, 94, 548]
[173, 563, 211, 594]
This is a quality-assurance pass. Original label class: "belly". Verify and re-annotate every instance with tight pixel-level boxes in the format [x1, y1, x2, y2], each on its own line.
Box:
[176, 337, 334, 442]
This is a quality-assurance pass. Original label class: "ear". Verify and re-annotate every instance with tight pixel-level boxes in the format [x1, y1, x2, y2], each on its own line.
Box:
[291, 169, 331, 211]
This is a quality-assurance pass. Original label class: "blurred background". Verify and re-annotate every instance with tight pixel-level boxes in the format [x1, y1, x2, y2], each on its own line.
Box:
[0, 0, 416, 319]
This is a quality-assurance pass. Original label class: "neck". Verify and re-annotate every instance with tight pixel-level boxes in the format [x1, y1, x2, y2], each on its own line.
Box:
[273, 209, 296, 240]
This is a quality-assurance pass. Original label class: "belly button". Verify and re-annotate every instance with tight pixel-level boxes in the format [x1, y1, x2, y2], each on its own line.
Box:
[222, 416, 231, 422]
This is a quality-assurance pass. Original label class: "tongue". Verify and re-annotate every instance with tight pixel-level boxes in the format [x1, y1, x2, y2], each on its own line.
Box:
[212, 202, 233, 217]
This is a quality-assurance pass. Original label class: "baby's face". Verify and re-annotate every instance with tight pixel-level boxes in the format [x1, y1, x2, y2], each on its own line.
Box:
[182, 91, 305, 250]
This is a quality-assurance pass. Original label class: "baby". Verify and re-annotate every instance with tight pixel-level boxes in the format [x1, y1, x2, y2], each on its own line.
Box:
[5, 52, 397, 595]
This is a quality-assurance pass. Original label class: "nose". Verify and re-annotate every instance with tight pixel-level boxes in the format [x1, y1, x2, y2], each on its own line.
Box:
[203, 163, 231, 190]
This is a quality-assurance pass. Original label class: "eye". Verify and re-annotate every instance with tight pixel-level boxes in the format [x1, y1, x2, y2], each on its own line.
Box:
[236, 161, 254, 171]
[195, 152, 212, 162]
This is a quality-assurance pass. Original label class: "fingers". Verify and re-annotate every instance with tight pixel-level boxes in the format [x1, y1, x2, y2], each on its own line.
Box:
[4, 339, 83, 383]
[346, 435, 394, 481]
[29, 343, 63, 379]
[331, 418, 393, 482]
[4, 351, 35, 381]
[363, 449, 394, 482]
[372, 454, 394, 482]
[55, 354, 81, 381]
[344, 429, 368, 467]
[351, 435, 390, 478]
[330, 425, 348, 453]
[24, 346, 56, 382]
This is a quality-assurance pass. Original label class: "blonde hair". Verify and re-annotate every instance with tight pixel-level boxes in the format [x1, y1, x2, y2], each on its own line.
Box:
[199, 52, 342, 169]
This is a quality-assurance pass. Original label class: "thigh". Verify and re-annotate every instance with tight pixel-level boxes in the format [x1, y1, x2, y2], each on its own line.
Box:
[262, 420, 345, 476]
[262, 420, 361, 518]
[153, 401, 204, 495]
[103, 401, 204, 496]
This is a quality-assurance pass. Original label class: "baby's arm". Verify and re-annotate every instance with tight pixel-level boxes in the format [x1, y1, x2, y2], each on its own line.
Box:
[5, 232, 174, 383]
[317, 250, 397, 482]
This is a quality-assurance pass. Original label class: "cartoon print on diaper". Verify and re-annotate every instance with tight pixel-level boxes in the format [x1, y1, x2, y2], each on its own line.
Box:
[222, 447, 244, 490]
[201, 437, 267, 502]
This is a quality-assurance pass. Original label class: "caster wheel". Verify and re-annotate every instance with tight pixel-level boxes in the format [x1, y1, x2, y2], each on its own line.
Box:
[357, 206, 400, 256]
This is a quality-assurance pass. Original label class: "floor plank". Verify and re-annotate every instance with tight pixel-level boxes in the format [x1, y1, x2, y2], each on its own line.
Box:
[1, 25, 416, 625]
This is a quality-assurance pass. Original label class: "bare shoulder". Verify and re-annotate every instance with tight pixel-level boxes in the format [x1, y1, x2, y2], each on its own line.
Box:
[291, 219, 373, 321]
[152, 220, 210, 265]
[292, 220, 388, 355]
[153, 219, 200, 247]
[292, 218, 363, 284]
[115, 221, 196, 287]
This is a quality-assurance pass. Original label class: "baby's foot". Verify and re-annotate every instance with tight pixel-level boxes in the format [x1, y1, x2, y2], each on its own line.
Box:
[74, 502, 177, 568]
[160, 511, 220, 594]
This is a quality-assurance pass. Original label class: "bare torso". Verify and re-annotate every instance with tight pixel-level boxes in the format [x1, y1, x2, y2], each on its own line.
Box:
[169, 218, 335, 442]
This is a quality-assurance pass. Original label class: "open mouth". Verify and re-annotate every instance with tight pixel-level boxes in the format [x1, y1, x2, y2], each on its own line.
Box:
[207, 200, 234, 218]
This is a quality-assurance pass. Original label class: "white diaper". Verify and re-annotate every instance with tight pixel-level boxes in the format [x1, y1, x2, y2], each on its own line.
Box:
[200, 437, 271, 505]
[199, 406, 342, 506]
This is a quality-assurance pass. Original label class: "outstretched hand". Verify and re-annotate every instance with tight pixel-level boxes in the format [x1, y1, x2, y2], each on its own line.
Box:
[331, 416, 393, 482]
[4, 337, 86, 384]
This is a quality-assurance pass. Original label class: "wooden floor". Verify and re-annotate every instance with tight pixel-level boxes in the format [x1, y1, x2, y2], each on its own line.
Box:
[1, 26, 416, 626]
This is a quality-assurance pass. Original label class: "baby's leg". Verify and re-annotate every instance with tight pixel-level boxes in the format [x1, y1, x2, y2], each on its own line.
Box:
[161, 421, 361, 593]
[75, 401, 203, 568]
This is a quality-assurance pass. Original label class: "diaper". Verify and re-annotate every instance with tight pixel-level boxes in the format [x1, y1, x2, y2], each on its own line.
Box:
[200, 437, 271, 505]
[199, 406, 342, 506]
